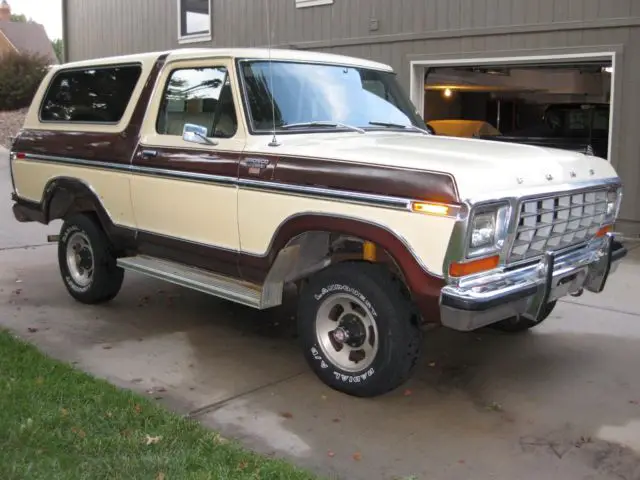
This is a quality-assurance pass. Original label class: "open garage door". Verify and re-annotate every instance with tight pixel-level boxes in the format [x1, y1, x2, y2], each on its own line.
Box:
[422, 59, 612, 160]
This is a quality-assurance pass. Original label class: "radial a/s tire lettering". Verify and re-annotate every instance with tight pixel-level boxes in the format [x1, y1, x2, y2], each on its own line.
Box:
[57, 214, 124, 305]
[298, 262, 422, 398]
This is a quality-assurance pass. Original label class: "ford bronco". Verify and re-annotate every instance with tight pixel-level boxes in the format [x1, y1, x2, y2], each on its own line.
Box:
[10, 48, 626, 397]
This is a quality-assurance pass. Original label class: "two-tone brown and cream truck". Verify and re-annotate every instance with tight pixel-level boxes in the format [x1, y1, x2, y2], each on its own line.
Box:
[9, 48, 627, 397]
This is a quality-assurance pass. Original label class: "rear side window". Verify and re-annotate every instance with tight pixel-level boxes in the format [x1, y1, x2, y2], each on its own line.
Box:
[40, 64, 142, 123]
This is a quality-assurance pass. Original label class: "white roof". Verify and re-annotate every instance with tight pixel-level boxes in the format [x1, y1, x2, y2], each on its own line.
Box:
[58, 48, 393, 72]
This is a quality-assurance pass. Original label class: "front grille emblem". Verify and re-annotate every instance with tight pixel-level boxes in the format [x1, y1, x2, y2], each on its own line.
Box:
[545, 174, 554, 181]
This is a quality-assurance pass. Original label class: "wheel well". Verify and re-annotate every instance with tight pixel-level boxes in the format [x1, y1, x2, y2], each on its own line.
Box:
[264, 231, 410, 298]
[48, 188, 101, 223]
[45, 182, 120, 248]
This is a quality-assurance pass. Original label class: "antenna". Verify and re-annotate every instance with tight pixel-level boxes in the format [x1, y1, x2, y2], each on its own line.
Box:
[266, 0, 280, 147]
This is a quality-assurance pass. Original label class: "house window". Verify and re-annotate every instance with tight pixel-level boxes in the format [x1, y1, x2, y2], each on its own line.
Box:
[179, 0, 212, 42]
[296, 0, 334, 8]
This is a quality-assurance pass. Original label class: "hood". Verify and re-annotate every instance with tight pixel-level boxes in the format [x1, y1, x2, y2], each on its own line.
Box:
[245, 131, 619, 201]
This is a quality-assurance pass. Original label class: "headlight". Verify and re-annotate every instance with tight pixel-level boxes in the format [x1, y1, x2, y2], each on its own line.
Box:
[467, 204, 510, 258]
[605, 187, 622, 223]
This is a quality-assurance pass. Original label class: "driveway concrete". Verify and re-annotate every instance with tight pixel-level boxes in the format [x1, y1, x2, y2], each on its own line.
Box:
[2, 149, 640, 480]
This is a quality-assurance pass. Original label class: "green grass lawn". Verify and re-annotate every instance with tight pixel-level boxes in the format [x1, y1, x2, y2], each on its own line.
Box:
[0, 330, 318, 480]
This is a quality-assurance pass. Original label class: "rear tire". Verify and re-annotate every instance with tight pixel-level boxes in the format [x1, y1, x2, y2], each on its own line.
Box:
[58, 214, 124, 304]
[489, 301, 557, 333]
[297, 262, 422, 398]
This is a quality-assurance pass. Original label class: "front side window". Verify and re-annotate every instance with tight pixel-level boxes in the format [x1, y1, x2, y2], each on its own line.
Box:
[156, 66, 238, 139]
[40, 65, 142, 123]
[239, 60, 424, 133]
[179, 0, 211, 39]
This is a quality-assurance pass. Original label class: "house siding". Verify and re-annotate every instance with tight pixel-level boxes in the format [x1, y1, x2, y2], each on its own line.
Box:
[65, 0, 640, 233]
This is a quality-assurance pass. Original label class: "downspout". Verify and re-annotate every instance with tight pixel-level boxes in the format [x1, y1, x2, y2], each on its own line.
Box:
[61, 0, 69, 62]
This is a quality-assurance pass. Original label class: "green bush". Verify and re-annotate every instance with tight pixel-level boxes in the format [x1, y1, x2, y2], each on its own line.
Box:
[0, 51, 49, 111]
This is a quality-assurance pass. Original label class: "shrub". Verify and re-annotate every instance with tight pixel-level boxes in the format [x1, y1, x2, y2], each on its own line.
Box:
[0, 51, 49, 111]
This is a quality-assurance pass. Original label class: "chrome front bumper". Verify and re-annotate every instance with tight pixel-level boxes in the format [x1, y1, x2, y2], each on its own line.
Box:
[440, 234, 627, 332]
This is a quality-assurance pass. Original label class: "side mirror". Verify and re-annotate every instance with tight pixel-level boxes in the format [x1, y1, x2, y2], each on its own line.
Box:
[182, 123, 218, 146]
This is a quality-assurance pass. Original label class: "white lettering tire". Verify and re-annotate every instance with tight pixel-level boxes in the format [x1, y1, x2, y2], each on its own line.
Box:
[58, 214, 124, 304]
[297, 262, 422, 397]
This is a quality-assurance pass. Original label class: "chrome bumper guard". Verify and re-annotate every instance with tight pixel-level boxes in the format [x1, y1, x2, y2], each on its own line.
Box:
[440, 234, 627, 332]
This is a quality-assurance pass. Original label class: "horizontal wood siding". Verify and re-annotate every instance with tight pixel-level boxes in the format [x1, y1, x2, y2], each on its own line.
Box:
[64, 0, 640, 231]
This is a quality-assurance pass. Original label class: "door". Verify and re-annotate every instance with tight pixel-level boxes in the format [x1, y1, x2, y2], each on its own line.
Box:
[131, 58, 245, 277]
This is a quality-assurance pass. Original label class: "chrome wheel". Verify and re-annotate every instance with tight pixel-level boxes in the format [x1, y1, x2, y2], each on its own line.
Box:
[315, 293, 379, 372]
[65, 231, 94, 288]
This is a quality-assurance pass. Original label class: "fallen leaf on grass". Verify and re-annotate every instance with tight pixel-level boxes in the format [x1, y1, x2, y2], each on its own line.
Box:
[156, 473, 165, 480]
[60, 408, 68, 417]
[71, 427, 86, 438]
[145, 435, 162, 445]
[104, 411, 112, 418]
[237, 461, 249, 471]
[134, 404, 142, 414]
[20, 418, 33, 431]
[35, 377, 44, 385]
[280, 412, 293, 419]
[120, 429, 131, 438]
[352, 452, 362, 461]
[212, 433, 228, 444]
[27, 327, 38, 333]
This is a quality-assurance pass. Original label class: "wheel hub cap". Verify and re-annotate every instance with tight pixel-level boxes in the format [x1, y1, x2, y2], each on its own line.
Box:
[315, 293, 379, 373]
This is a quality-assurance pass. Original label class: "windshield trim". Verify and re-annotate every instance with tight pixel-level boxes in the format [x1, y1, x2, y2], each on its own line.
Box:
[235, 58, 423, 137]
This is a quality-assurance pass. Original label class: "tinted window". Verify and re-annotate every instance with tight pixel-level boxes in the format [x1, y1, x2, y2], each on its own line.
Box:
[240, 60, 424, 132]
[40, 65, 142, 123]
[156, 66, 238, 139]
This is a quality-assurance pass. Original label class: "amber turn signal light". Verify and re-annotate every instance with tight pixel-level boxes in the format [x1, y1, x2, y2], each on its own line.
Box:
[449, 255, 500, 277]
[411, 201, 450, 216]
[596, 225, 612, 237]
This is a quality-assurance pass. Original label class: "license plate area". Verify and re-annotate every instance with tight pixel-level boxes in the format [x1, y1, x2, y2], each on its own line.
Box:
[548, 268, 587, 302]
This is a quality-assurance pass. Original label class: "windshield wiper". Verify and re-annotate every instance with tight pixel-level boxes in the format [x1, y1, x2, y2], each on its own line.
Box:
[369, 121, 431, 135]
[280, 121, 365, 134]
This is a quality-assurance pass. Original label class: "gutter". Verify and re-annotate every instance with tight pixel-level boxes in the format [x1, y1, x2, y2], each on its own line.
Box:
[61, 0, 69, 63]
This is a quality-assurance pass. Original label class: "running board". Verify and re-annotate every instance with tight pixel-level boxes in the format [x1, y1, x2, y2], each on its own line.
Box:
[117, 255, 263, 309]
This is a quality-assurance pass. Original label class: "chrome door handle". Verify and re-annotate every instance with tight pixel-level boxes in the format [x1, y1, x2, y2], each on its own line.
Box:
[141, 149, 158, 158]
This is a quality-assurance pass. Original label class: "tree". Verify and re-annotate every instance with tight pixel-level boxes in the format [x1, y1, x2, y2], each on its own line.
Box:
[0, 51, 49, 111]
[10, 13, 30, 23]
[52, 39, 63, 63]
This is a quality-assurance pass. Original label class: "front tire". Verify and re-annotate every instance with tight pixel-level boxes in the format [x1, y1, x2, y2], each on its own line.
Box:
[297, 262, 422, 398]
[58, 214, 124, 304]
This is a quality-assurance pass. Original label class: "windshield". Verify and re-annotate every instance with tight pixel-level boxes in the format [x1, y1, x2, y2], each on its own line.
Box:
[545, 105, 610, 138]
[238, 60, 425, 133]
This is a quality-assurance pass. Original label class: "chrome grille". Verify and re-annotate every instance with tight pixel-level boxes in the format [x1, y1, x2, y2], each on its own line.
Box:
[508, 188, 608, 263]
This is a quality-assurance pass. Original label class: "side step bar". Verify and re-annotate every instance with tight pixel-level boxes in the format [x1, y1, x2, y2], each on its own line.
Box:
[117, 255, 263, 309]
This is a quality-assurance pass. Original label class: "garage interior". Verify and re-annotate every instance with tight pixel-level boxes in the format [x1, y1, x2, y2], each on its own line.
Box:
[423, 60, 612, 160]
